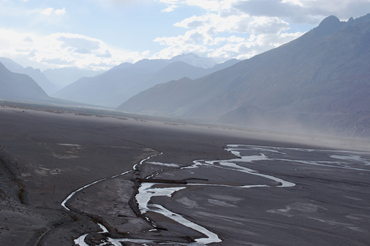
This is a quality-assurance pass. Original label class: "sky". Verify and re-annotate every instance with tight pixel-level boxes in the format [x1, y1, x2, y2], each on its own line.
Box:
[0, 0, 369, 71]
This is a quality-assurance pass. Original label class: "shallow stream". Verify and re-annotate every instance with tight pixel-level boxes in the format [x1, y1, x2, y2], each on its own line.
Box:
[66, 144, 370, 246]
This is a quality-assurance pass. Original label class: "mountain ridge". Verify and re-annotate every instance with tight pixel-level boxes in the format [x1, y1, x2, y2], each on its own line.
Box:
[0, 57, 58, 95]
[0, 62, 49, 101]
[53, 56, 239, 107]
[118, 14, 370, 137]
[44, 67, 103, 90]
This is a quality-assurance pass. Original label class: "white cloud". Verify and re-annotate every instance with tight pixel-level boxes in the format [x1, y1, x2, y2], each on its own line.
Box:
[175, 14, 289, 34]
[234, 0, 370, 24]
[58, 35, 101, 52]
[41, 8, 53, 16]
[228, 36, 245, 43]
[23, 36, 33, 42]
[96, 49, 112, 58]
[152, 30, 303, 61]
[141, 50, 150, 56]
[0, 3, 66, 28]
[158, 0, 181, 4]
[93, 0, 151, 8]
[162, 5, 177, 12]
[158, 0, 240, 12]
[152, 0, 370, 62]
[42, 7, 66, 16]
[3, 0, 368, 70]
[153, 1, 300, 62]
[0, 29, 146, 70]
[54, 7, 66, 15]
[281, 0, 303, 5]
[184, 0, 221, 11]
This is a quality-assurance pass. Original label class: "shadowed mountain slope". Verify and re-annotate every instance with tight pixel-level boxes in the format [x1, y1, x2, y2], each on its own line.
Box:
[0, 57, 58, 95]
[0, 62, 48, 101]
[118, 14, 370, 137]
[0, 62, 98, 107]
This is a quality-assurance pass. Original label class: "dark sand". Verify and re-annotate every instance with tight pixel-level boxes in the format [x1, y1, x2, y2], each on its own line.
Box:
[0, 103, 370, 245]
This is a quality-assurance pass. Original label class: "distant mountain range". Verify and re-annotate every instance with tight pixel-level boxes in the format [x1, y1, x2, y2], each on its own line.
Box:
[0, 57, 58, 95]
[0, 61, 98, 107]
[0, 57, 105, 94]
[53, 53, 239, 107]
[118, 14, 370, 137]
[3, 13, 370, 138]
[170, 53, 217, 69]
[0, 62, 49, 101]
[0, 53, 231, 108]
[43, 67, 103, 89]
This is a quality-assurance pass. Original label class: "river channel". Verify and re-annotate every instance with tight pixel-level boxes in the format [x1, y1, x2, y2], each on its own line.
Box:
[66, 144, 370, 246]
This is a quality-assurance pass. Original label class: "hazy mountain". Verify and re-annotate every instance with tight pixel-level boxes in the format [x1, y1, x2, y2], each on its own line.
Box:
[170, 53, 217, 69]
[118, 14, 370, 137]
[0, 57, 58, 95]
[112, 53, 218, 72]
[0, 57, 24, 72]
[53, 56, 239, 108]
[205, 58, 239, 73]
[127, 59, 171, 73]
[0, 60, 108, 106]
[43, 67, 104, 90]
[0, 62, 48, 101]
[53, 66, 151, 107]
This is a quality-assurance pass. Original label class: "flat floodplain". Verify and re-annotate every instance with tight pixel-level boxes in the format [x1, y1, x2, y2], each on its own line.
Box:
[0, 103, 370, 246]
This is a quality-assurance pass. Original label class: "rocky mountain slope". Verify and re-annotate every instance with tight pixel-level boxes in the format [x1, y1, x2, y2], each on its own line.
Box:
[118, 14, 370, 137]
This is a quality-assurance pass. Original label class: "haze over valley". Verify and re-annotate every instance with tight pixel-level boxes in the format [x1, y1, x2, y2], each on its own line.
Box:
[119, 14, 370, 137]
[1, 1, 370, 246]
[53, 53, 239, 107]
[2, 14, 370, 138]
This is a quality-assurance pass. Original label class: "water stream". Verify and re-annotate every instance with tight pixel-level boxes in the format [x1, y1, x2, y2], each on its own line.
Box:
[68, 144, 370, 246]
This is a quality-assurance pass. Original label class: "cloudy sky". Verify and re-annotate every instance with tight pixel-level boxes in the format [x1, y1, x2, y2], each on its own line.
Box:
[0, 0, 369, 71]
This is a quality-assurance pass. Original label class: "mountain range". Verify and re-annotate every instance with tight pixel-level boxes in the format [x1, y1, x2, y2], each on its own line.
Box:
[43, 67, 104, 89]
[0, 57, 106, 94]
[53, 54, 239, 107]
[0, 57, 59, 95]
[0, 61, 99, 107]
[118, 14, 370, 137]
[0, 62, 49, 101]
[2, 14, 370, 137]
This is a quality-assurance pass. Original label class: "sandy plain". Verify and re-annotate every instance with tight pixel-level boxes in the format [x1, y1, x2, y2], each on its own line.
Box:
[0, 102, 370, 246]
